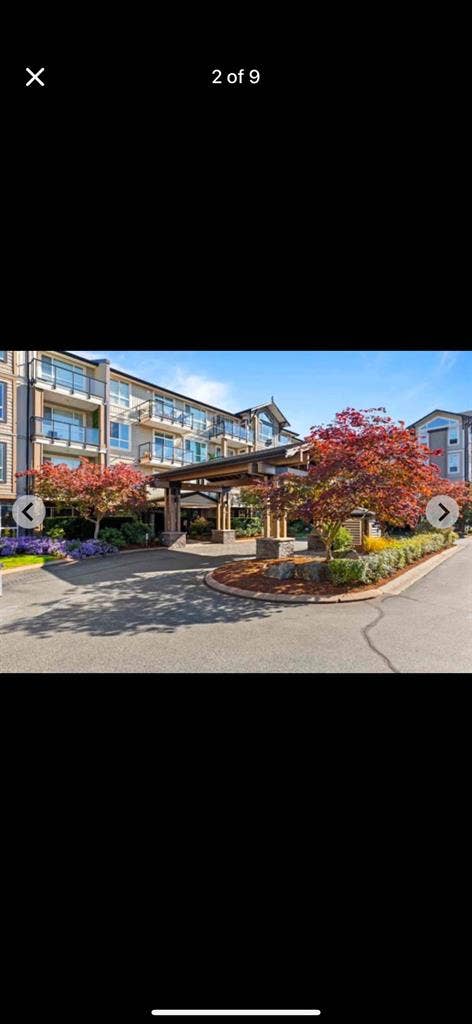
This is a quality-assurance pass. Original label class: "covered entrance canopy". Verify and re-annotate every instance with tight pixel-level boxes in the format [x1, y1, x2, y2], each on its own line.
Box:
[149, 443, 310, 546]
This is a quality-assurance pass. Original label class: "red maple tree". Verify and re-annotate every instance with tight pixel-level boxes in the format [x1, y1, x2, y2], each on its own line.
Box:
[17, 460, 149, 538]
[249, 408, 470, 559]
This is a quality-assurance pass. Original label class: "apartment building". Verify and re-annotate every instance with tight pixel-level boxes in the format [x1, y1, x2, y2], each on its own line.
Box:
[0, 350, 18, 533]
[0, 349, 301, 532]
[409, 408, 472, 482]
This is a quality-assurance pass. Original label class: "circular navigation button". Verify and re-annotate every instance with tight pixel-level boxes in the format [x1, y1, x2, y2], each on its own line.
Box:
[425, 494, 459, 529]
[12, 495, 46, 529]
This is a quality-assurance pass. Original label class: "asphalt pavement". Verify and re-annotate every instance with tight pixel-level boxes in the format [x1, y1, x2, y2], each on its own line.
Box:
[0, 539, 470, 673]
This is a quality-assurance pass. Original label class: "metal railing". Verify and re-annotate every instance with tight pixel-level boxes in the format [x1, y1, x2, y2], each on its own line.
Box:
[137, 399, 209, 434]
[139, 441, 210, 465]
[209, 418, 254, 443]
[31, 416, 100, 447]
[30, 359, 105, 400]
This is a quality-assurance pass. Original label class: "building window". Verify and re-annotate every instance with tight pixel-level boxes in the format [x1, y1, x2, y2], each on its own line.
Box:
[185, 403, 207, 429]
[0, 351, 6, 361]
[110, 379, 130, 408]
[448, 423, 459, 445]
[259, 412, 273, 442]
[154, 431, 175, 461]
[110, 421, 130, 450]
[185, 439, 208, 463]
[153, 395, 175, 419]
[43, 455, 83, 469]
[44, 405, 84, 427]
[448, 454, 459, 474]
[0, 442, 6, 482]
[0, 381, 5, 421]
[40, 355, 86, 391]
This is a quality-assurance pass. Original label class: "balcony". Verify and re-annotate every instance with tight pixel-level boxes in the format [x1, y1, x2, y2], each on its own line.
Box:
[209, 418, 254, 445]
[138, 442, 211, 467]
[137, 399, 208, 435]
[31, 417, 101, 451]
[30, 359, 105, 409]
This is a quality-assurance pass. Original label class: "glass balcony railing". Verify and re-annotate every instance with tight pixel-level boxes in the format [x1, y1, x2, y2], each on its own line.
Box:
[31, 417, 100, 447]
[209, 418, 254, 442]
[139, 442, 210, 465]
[30, 359, 105, 400]
[138, 400, 209, 433]
[139, 442, 185, 464]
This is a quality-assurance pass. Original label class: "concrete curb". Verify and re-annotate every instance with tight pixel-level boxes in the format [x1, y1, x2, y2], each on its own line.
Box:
[204, 543, 463, 604]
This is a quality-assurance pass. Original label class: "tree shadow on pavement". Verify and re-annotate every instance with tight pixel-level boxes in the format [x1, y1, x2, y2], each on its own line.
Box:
[0, 549, 284, 641]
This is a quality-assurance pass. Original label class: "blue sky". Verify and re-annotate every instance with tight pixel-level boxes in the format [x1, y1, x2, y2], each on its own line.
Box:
[71, 349, 471, 437]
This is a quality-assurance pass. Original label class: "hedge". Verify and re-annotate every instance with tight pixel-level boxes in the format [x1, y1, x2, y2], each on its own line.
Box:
[43, 515, 144, 540]
[328, 531, 456, 586]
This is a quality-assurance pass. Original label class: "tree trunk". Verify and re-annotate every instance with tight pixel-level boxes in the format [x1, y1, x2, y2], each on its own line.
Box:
[94, 519, 100, 539]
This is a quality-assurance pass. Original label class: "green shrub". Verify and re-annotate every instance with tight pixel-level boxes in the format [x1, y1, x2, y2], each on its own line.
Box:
[333, 526, 353, 550]
[288, 518, 310, 535]
[327, 530, 451, 587]
[120, 520, 149, 545]
[99, 527, 126, 548]
[328, 558, 369, 585]
[189, 516, 211, 537]
[233, 515, 262, 537]
[46, 526, 66, 540]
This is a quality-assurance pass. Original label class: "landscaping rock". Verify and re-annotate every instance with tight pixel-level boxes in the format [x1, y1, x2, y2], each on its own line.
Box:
[332, 548, 362, 559]
[293, 561, 328, 581]
[265, 561, 296, 580]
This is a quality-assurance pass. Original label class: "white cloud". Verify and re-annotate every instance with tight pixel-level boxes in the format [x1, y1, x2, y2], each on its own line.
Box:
[437, 350, 458, 372]
[68, 350, 132, 373]
[166, 367, 234, 408]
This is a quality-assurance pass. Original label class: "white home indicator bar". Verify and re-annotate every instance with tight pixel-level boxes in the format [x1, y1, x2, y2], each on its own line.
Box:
[151, 1013, 321, 1017]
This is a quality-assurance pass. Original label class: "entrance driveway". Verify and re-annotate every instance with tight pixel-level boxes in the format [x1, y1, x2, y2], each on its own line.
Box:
[1, 540, 471, 673]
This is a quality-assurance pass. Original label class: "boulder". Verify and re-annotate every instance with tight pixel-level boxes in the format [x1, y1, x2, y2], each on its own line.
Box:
[332, 548, 361, 559]
[265, 561, 296, 580]
[293, 561, 328, 581]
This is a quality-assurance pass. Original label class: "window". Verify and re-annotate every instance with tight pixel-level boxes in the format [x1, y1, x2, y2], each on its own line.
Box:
[44, 406, 84, 426]
[448, 454, 459, 474]
[259, 411, 273, 441]
[185, 439, 208, 463]
[43, 405, 86, 443]
[0, 351, 6, 361]
[448, 423, 459, 445]
[0, 442, 6, 482]
[0, 381, 5, 421]
[43, 455, 83, 469]
[185, 403, 208, 429]
[40, 355, 86, 391]
[154, 431, 175, 461]
[153, 395, 175, 420]
[110, 379, 130, 407]
[110, 421, 130, 450]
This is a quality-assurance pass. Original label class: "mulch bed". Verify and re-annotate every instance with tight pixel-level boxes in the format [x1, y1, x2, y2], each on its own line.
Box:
[211, 548, 454, 597]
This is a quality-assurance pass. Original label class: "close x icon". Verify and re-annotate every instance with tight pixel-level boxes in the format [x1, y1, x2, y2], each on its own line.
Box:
[25, 67, 46, 87]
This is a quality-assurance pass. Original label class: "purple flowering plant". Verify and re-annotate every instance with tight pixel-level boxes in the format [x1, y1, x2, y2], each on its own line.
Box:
[0, 537, 118, 560]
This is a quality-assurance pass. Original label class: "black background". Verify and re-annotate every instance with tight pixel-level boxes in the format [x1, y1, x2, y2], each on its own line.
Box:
[2, 13, 471, 1021]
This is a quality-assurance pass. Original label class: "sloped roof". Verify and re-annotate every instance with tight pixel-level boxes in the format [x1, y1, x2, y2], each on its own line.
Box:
[407, 408, 471, 429]
[235, 400, 290, 427]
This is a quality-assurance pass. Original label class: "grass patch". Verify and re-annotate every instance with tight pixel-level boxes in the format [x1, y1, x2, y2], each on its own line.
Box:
[0, 555, 62, 569]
